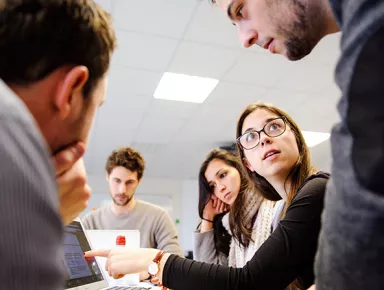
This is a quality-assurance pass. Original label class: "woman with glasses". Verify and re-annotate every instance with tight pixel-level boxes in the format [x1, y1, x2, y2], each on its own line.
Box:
[194, 149, 278, 267]
[85, 103, 330, 290]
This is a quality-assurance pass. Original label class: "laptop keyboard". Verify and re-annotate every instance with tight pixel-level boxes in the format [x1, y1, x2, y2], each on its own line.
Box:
[107, 287, 151, 290]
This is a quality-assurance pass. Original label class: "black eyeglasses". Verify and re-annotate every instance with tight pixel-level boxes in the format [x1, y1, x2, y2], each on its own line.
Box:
[237, 117, 287, 150]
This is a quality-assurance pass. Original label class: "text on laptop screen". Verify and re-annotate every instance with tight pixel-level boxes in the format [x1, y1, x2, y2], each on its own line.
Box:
[63, 221, 104, 289]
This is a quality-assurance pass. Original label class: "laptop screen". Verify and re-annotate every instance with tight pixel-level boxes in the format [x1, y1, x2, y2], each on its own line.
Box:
[63, 221, 104, 289]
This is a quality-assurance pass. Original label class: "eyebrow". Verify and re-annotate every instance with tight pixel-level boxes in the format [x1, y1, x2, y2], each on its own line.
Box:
[227, 2, 236, 21]
[243, 117, 278, 133]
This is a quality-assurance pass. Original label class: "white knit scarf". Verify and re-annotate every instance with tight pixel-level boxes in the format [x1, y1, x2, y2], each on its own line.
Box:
[222, 192, 275, 267]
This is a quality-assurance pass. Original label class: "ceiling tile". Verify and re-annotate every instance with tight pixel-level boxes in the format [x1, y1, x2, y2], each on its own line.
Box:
[111, 30, 179, 71]
[168, 41, 242, 79]
[274, 58, 335, 93]
[260, 88, 308, 113]
[103, 93, 153, 113]
[112, 0, 198, 38]
[205, 82, 268, 109]
[135, 116, 186, 144]
[184, 1, 242, 49]
[175, 105, 238, 143]
[108, 67, 162, 97]
[223, 52, 294, 86]
[146, 99, 200, 120]
[289, 91, 339, 132]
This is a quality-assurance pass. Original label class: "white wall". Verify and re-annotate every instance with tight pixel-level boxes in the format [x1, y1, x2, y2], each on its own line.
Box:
[180, 180, 200, 252]
[84, 175, 199, 252]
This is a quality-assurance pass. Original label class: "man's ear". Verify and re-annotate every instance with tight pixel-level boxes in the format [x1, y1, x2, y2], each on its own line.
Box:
[54, 66, 89, 119]
[243, 158, 255, 172]
[106, 172, 110, 181]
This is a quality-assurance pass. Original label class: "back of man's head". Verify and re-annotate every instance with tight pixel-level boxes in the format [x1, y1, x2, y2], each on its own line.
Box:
[0, 0, 117, 96]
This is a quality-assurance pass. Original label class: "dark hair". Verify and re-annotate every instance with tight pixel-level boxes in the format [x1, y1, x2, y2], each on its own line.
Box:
[236, 103, 315, 290]
[106, 147, 146, 180]
[0, 0, 117, 96]
[198, 149, 258, 253]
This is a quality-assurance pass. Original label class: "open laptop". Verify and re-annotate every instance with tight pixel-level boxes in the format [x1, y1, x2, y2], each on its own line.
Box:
[63, 218, 154, 290]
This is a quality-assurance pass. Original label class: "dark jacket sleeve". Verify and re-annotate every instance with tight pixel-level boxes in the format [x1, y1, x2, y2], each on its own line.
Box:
[163, 174, 329, 290]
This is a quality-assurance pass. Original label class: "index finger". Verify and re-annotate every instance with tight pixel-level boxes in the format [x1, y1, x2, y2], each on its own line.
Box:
[53, 142, 85, 176]
[84, 249, 111, 258]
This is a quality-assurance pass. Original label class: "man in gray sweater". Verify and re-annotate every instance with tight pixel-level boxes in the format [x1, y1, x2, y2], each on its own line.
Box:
[82, 147, 183, 272]
[213, 0, 384, 289]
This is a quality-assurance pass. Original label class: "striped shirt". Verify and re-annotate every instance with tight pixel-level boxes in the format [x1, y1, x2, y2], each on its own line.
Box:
[0, 79, 64, 289]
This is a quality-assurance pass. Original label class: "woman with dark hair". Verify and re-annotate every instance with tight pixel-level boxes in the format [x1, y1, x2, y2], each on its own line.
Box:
[194, 149, 277, 267]
[85, 103, 330, 290]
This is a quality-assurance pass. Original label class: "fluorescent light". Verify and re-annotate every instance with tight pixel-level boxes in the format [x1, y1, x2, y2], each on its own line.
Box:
[154, 72, 219, 103]
[302, 131, 330, 147]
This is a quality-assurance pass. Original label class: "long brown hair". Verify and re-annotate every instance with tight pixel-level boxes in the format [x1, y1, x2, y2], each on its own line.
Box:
[236, 103, 316, 290]
[198, 149, 258, 251]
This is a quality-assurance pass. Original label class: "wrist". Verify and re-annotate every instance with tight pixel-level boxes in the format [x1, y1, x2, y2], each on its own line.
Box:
[202, 217, 214, 223]
[145, 250, 170, 289]
[202, 213, 215, 221]
[157, 253, 171, 286]
[147, 250, 167, 277]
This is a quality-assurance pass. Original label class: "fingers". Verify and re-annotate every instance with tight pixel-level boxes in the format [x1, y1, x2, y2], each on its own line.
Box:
[151, 276, 160, 284]
[57, 159, 90, 225]
[60, 187, 90, 225]
[219, 200, 226, 213]
[57, 159, 87, 191]
[53, 142, 85, 177]
[106, 260, 133, 280]
[84, 249, 111, 258]
[214, 199, 225, 213]
[211, 196, 217, 208]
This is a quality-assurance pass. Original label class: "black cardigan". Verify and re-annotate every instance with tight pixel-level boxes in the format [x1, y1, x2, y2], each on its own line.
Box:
[163, 172, 330, 290]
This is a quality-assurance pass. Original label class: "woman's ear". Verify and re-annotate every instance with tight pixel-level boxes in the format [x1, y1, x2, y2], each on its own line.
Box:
[243, 158, 255, 172]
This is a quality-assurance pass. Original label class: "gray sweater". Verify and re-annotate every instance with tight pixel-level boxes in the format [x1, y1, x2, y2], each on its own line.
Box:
[82, 200, 183, 256]
[193, 225, 229, 266]
[315, 0, 384, 289]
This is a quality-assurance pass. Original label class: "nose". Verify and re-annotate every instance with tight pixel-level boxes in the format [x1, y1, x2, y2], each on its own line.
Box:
[217, 182, 226, 194]
[260, 131, 272, 147]
[237, 22, 258, 48]
[119, 183, 126, 193]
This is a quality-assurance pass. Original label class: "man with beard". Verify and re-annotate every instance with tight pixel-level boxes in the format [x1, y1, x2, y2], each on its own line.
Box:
[82, 147, 183, 279]
[212, 0, 384, 289]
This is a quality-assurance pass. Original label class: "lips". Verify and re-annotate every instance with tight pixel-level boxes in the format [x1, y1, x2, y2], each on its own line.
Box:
[263, 149, 280, 160]
[224, 192, 231, 199]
